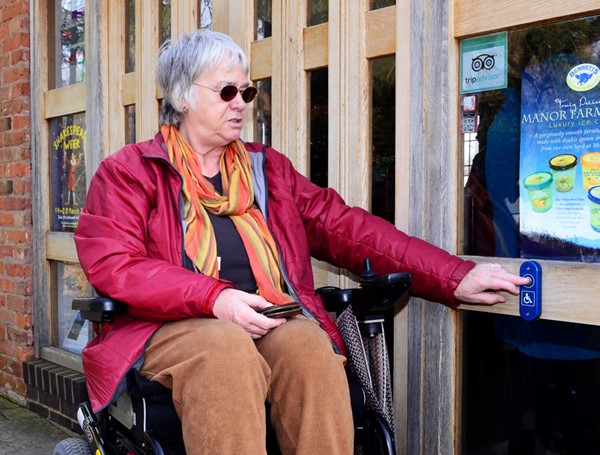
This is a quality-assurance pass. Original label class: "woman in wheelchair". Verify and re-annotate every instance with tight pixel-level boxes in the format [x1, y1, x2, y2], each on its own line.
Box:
[73, 29, 528, 455]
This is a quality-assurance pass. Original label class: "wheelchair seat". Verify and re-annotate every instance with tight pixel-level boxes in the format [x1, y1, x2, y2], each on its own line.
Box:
[54, 259, 410, 455]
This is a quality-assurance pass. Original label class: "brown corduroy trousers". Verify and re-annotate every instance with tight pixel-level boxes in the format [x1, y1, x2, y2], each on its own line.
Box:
[140, 316, 354, 455]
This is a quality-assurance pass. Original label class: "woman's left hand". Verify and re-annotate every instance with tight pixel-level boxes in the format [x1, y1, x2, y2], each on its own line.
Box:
[454, 263, 530, 305]
[212, 288, 286, 339]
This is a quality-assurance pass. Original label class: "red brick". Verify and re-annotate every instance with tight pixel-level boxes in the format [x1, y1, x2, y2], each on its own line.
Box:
[1, 32, 29, 54]
[12, 281, 33, 297]
[1, 196, 31, 211]
[0, 213, 14, 225]
[0, 278, 16, 294]
[2, 131, 30, 148]
[0, 309, 16, 327]
[12, 178, 31, 194]
[1, 97, 29, 114]
[0, 370, 26, 395]
[15, 313, 31, 330]
[9, 47, 26, 65]
[7, 326, 30, 344]
[6, 262, 31, 278]
[16, 346, 34, 363]
[5, 359, 24, 376]
[6, 295, 28, 313]
[1, 2, 28, 22]
[3, 66, 28, 84]
[11, 114, 30, 130]
[0, 341, 16, 358]
[6, 229, 30, 244]
[10, 82, 30, 98]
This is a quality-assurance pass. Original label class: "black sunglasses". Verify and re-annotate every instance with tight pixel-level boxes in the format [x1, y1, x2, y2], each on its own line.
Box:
[193, 83, 258, 103]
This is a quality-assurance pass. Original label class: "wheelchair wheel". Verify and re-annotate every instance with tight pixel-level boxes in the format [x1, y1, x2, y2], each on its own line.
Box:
[52, 438, 93, 455]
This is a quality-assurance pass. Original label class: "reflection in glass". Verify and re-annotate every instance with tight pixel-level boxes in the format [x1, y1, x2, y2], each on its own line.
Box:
[160, 0, 171, 46]
[370, 0, 395, 10]
[49, 114, 86, 232]
[57, 262, 92, 355]
[255, 0, 272, 40]
[308, 0, 328, 27]
[255, 79, 272, 145]
[200, 0, 212, 29]
[371, 56, 396, 223]
[461, 17, 600, 455]
[125, 0, 135, 72]
[53, 0, 85, 88]
[309, 69, 328, 188]
[125, 105, 136, 144]
[463, 312, 600, 455]
[462, 16, 600, 261]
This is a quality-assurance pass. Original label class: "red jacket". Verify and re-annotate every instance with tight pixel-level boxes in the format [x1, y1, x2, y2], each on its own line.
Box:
[74, 132, 475, 412]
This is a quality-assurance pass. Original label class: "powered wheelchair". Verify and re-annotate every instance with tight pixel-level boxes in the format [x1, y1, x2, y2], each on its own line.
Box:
[53, 259, 411, 455]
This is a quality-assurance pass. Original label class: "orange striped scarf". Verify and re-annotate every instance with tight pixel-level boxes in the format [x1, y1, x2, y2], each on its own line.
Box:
[161, 125, 292, 304]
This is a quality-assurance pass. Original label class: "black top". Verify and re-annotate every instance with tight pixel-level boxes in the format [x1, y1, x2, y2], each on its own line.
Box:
[204, 173, 258, 293]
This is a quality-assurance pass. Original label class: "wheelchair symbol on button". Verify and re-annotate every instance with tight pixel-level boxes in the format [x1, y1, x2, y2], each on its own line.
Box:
[521, 291, 535, 306]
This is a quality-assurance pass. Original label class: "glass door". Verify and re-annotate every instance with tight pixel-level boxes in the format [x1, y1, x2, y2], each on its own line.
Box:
[458, 9, 600, 454]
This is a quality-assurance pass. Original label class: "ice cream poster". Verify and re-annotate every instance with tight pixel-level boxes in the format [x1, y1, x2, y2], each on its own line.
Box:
[50, 119, 86, 232]
[519, 56, 600, 261]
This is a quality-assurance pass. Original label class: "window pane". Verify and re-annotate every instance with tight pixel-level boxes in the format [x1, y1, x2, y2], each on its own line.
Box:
[125, 105, 136, 144]
[255, 0, 272, 40]
[255, 79, 272, 145]
[57, 262, 92, 355]
[52, 0, 85, 89]
[125, 0, 135, 73]
[462, 16, 600, 455]
[200, 0, 212, 29]
[462, 16, 600, 261]
[160, 0, 171, 46]
[462, 311, 600, 455]
[371, 56, 396, 223]
[370, 0, 395, 10]
[309, 69, 328, 187]
[50, 114, 86, 232]
[308, 0, 328, 27]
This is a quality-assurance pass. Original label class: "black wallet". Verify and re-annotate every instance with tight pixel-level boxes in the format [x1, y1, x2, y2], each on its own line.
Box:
[258, 302, 302, 318]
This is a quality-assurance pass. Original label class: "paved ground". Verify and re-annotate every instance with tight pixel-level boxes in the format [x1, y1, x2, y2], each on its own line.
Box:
[0, 396, 78, 455]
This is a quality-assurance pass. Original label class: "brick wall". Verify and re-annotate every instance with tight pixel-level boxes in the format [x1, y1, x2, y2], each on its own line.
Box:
[0, 0, 34, 404]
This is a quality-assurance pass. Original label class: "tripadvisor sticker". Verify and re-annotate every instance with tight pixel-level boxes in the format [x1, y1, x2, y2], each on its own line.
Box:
[566, 63, 600, 92]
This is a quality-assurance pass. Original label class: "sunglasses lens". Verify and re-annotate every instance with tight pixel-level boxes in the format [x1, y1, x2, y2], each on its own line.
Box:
[218, 85, 258, 103]
[241, 87, 258, 103]
[219, 85, 238, 102]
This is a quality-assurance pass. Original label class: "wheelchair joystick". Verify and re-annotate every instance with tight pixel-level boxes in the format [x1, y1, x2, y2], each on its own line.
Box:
[360, 258, 377, 286]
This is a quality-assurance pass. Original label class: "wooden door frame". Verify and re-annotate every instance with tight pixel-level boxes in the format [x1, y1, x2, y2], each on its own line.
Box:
[407, 2, 600, 454]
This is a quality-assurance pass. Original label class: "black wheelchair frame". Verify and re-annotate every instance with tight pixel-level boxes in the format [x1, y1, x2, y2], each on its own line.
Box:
[53, 260, 411, 455]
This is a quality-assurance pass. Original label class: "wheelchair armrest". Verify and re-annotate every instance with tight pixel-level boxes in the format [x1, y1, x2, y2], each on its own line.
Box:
[72, 297, 128, 323]
[317, 287, 353, 314]
[317, 272, 411, 318]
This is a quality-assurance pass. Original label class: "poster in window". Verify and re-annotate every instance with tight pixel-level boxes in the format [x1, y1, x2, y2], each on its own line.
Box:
[520, 53, 600, 261]
[50, 115, 86, 232]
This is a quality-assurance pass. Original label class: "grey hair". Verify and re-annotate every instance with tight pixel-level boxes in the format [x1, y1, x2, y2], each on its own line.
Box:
[157, 30, 249, 126]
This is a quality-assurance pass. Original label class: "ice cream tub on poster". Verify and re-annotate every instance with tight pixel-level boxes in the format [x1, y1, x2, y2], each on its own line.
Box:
[548, 154, 577, 192]
[588, 185, 600, 233]
[523, 171, 553, 213]
[581, 152, 600, 192]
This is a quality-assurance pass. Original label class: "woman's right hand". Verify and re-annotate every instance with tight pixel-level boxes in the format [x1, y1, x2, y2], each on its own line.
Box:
[212, 288, 286, 339]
